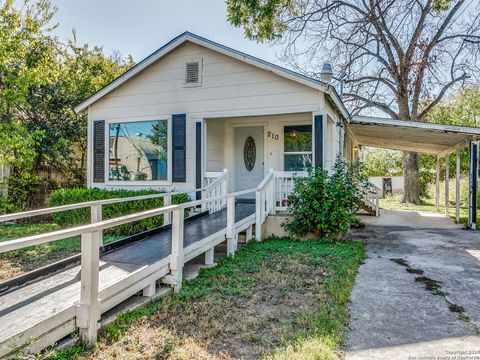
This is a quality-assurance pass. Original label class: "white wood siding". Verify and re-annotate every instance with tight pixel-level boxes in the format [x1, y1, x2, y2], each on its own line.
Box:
[206, 118, 225, 172]
[90, 42, 322, 120]
[88, 41, 326, 189]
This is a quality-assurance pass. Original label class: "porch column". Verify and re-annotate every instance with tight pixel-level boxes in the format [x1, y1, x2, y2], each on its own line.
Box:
[456, 149, 461, 223]
[445, 153, 449, 216]
[195, 121, 203, 200]
[435, 155, 440, 212]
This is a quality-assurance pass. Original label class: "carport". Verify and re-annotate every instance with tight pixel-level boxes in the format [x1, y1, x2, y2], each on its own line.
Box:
[346, 116, 480, 228]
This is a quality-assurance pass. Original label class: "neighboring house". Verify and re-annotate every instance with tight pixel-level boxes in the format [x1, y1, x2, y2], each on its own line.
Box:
[369, 176, 404, 198]
[75, 32, 353, 196]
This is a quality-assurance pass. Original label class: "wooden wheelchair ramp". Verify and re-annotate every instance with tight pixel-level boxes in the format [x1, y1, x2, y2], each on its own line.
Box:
[0, 203, 256, 357]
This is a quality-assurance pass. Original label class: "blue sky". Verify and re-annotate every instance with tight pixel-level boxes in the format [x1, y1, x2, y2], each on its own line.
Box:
[50, 0, 282, 64]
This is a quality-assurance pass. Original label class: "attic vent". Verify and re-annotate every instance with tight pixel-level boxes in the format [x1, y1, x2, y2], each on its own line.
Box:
[185, 61, 200, 84]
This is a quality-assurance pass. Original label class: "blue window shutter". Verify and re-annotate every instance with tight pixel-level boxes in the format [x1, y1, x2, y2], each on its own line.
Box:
[172, 114, 187, 182]
[93, 120, 105, 183]
[314, 115, 323, 168]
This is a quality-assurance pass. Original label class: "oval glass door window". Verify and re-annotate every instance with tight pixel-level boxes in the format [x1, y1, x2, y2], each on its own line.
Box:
[244, 136, 256, 171]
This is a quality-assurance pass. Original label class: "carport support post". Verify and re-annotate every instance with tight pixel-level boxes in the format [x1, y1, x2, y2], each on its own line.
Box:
[456, 149, 461, 223]
[435, 155, 440, 212]
[445, 153, 449, 216]
[469, 141, 479, 229]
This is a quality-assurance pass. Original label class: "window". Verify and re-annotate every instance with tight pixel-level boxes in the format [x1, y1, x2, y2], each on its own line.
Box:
[284, 124, 313, 171]
[109, 120, 168, 181]
[184, 59, 202, 86]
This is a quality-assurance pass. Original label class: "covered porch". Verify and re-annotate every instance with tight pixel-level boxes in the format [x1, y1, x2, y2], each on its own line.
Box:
[346, 116, 480, 228]
[201, 111, 342, 206]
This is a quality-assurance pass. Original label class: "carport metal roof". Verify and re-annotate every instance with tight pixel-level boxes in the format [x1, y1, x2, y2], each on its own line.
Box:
[347, 116, 480, 156]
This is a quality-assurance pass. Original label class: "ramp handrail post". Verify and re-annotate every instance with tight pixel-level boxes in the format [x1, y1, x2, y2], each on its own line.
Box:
[222, 168, 228, 208]
[170, 206, 184, 293]
[267, 169, 275, 215]
[255, 188, 263, 241]
[163, 195, 172, 225]
[201, 188, 207, 212]
[226, 196, 236, 256]
[90, 204, 103, 247]
[77, 230, 101, 344]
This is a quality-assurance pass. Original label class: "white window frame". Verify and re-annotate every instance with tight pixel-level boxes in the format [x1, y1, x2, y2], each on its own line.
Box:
[105, 117, 172, 186]
[283, 123, 313, 172]
[183, 57, 203, 88]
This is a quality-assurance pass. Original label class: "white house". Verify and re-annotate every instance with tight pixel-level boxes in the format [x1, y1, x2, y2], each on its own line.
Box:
[75, 32, 352, 197]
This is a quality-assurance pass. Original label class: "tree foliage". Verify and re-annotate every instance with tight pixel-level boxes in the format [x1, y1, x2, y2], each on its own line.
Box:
[0, 0, 134, 211]
[361, 147, 403, 177]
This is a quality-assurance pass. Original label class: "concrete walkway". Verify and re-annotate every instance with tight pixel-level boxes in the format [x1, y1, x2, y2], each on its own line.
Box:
[346, 209, 480, 359]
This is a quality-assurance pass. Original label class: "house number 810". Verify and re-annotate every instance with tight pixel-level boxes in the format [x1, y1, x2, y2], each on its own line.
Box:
[268, 131, 279, 140]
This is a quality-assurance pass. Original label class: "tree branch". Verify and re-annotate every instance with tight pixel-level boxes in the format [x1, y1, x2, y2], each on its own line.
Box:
[418, 73, 469, 120]
[344, 92, 399, 119]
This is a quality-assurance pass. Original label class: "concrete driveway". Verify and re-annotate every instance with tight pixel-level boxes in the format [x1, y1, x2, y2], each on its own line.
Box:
[346, 209, 480, 359]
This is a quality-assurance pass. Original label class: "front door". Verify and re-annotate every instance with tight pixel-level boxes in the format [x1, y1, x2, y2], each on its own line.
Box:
[234, 126, 264, 195]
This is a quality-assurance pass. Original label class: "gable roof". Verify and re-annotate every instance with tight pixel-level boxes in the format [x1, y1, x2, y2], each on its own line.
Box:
[74, 32, 349, 117]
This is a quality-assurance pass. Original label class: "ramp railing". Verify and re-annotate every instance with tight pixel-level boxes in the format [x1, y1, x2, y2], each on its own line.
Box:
[273, 171, 307, 211]
[0, 170, 278, 356]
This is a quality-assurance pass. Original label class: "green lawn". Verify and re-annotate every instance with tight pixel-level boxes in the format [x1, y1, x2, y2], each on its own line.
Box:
[0, 223, 121, 281]
[44, 237, 365, 360]
[380, 194, 472, 226]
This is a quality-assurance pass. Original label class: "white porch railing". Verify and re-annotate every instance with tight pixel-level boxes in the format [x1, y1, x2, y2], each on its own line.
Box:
[202, 169, 228, 213]
[274, 171, 307, 211]
[255, 169, 276, 241]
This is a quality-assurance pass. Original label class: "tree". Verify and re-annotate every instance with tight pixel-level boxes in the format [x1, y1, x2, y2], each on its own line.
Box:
[361, 147, 403, 177]
[227, 0, 480, 204]
[0, 0, 134, 211]
[24, 39, 134, 187]
[0, 0, 57, 210]
[426, 85, 480, 128]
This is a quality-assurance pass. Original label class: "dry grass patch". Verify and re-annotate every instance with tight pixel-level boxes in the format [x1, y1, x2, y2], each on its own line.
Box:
[45, 237, 364, 360]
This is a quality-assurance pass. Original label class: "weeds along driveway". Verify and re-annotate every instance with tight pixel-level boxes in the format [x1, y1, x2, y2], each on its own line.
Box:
[45, 238, 364, 360]
[346, 209, 480, 360]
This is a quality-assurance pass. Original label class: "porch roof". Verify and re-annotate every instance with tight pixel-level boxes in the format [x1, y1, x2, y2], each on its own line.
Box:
[347, 116, 480, 156]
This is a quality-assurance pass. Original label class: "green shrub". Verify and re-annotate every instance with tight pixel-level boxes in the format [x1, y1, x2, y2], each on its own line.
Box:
[0, 195, 8, 214]
[48, 188, 189, 236]
[283, 157, 368, 237]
